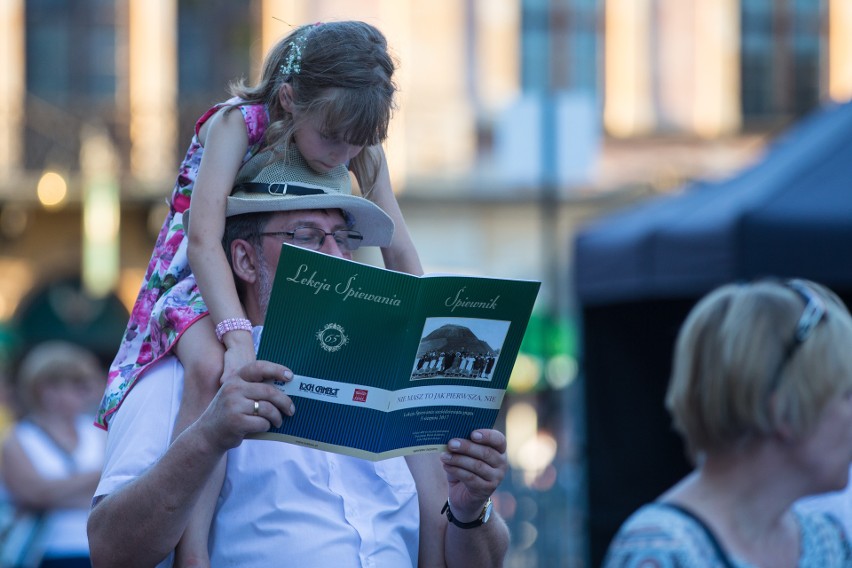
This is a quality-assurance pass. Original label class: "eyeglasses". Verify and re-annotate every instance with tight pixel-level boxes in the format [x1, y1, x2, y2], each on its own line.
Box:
[260, 227, 364, 252]
[769, 279, 828, 390]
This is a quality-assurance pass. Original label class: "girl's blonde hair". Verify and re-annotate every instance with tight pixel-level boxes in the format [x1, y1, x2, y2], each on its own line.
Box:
[230, 21, 397, 194]
[666, 279, 852, 457]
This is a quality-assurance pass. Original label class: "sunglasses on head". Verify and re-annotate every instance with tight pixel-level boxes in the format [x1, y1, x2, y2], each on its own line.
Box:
[766, 279, 828, 392]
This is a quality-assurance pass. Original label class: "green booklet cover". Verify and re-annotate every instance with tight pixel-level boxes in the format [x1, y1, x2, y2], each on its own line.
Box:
[253, 243, 541, 460]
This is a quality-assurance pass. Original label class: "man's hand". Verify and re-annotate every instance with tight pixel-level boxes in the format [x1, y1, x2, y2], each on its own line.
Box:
[440, 429, 508, 522]
[194, 360, 295, 453]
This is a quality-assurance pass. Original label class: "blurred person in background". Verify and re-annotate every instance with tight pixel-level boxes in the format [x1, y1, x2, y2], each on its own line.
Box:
[0, 369, 14, 436]
[604, 279, 852, 567]
[0, 341, 106, 568]
[0, 364, 15, 510]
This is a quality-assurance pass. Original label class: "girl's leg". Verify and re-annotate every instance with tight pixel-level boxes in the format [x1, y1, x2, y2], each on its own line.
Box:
[172, 316, 226, 568]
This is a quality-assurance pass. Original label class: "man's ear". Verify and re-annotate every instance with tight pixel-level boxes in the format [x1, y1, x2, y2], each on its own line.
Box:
[231, 239, 259, 285]
[278, 83, 295, 114]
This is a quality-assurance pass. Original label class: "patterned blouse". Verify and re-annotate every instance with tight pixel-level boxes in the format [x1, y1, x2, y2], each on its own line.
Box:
[95, 99, 269, 429]
[603, 502, 852, 567]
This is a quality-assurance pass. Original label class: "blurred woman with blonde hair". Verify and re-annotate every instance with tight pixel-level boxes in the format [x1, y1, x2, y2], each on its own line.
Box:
[604, 279, 852, 567]
[1, 341, 106, 568]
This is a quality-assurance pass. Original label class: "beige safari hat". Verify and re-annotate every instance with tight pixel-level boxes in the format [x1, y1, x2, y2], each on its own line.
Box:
[223, 145, 394, 247]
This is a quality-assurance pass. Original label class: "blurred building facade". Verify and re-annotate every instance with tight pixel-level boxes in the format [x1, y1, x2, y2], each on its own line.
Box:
[0, 0, 850, 565]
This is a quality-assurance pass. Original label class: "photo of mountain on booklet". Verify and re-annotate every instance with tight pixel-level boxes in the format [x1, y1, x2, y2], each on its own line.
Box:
[253, 243, 541, 460]
[410, 318, 508, 381]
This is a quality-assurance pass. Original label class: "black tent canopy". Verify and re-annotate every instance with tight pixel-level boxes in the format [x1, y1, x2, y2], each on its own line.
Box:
[573, 101, 852, 566]
[576, 100, 852, 306]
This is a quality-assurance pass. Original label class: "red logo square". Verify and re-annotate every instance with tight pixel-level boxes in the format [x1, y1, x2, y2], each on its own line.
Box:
[353, 389, 368, 402]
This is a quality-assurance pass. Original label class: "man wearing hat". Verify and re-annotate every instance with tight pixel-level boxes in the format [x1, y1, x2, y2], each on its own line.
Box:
[87, 150, 510, 567]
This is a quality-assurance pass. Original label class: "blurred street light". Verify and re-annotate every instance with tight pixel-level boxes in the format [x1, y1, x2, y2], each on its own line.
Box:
[81, 125, 120, 298]
[37, 171, 67, 209]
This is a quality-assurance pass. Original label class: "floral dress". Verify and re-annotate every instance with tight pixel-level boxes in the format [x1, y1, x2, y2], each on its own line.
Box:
[95, 99, 269, 429]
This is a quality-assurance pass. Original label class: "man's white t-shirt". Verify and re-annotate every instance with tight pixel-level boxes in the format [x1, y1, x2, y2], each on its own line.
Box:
[95, 333, 420, 567]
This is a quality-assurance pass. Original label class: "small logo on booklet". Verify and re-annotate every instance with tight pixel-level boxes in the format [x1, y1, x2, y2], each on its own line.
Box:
[316, 323, 348, 352]
[299, 382, 340, 398]
[353, 389, 368, 402]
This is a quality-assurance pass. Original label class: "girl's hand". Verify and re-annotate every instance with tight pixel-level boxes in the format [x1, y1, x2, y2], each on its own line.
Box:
[221, 332, 257, 384]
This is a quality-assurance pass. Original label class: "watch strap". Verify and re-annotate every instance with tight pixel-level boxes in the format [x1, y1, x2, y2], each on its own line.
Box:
[442, 498, 491, 529]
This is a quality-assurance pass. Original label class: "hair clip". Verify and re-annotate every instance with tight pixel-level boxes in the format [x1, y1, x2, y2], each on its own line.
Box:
[280, 29, 311, 77]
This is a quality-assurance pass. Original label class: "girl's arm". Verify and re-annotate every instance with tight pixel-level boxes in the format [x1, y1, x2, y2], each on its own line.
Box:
[186, 108, 256, 367]
[355, 145, 424, 276]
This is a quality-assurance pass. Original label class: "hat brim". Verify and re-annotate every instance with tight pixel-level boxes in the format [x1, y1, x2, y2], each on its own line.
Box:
[225, 192, 394, 248]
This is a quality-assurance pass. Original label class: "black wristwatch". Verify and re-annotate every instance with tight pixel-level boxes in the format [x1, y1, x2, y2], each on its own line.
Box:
[442, 498, 493, 529]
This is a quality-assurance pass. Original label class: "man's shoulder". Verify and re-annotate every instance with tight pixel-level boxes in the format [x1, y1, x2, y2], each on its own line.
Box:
[113, 355, 185, 431]
[96, 356, 184, 500]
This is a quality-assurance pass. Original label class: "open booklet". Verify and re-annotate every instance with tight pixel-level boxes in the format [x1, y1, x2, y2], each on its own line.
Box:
[252, 243, 541, 460]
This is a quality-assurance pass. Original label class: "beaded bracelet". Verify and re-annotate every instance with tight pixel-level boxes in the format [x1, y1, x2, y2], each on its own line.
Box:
[215, 318, 253, 343]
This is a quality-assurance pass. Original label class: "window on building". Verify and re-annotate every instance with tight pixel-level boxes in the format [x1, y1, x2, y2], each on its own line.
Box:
[24, 0, 118, 171]
[740, 0, 825, 125]
[521, 0, 600, 96]
[26, 0, 117, 106]
[176, 0, 253, 145]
